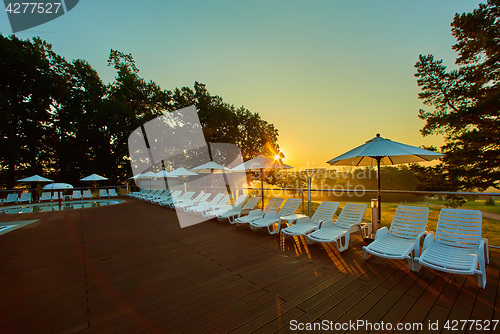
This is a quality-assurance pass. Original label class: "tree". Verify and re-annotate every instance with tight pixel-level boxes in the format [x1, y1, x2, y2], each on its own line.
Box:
[414, 0, 500, 192]
[0, 35, 63, 188]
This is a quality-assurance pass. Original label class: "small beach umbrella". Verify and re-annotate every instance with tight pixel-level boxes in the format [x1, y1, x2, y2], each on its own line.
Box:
[168, 168, 199, 192]
[191, 161, 232, 194]
[231, 155, 293, 207]
[327, 134, 443, 228]
[44, 183, 74, 208]
[17, 174, 53, 200]
[80, 173, 108, 192]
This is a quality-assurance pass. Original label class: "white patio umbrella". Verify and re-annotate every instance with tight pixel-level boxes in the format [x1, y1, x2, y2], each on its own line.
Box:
[17, 174, 54, 202]
[43, 183, 74, 208]
[80, 173, 108, 192]
[190, 161, 232, 194]
[17, 175, 53, 182]
[167, 167, 199, 193]
[232, 155, 294, 207]
[327, 133, 443, 228]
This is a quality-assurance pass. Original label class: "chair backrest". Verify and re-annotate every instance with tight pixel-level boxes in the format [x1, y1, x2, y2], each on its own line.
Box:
[6, 193, 18, 201]
[216, 195, 231, 205]
[208, 193, 225, 205]
[52, 192, 62, 200]
[435, 208, 482, 249]
[232, 195, 249, 208]
[263, 197, 284, 213]
[99, 189, 108, 196]
[109, 189, 118, 196]
[72, 190, 82, 197]
[389, 205, 429, 240]
[242, 197, 261, 210]
[278, 198, 302, 216]
[83, 190, 92, 197]
[189, 193, 205, 202]
[19, 193, 31, 201]
[335, 203, 368, 230]
[199, 193, 211, 202]
[40, 192, 51, 200]
[180, 191, 195, 201]
[311, 202, 340, 224]
[171, 190, 183, 199]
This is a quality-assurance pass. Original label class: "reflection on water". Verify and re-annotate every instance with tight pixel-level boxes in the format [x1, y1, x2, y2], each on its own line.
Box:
[1, 200, 122, 214]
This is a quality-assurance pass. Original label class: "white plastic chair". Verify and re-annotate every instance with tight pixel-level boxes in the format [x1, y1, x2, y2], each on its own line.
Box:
[72, 190, 82, 200]
[108, 189, 119, 197]
[250, 198, 302, 234]
[307, 203, 368, 252]
[282, 201, 340, 238]
[363, 205, 429, 271]
[99, 189, 109, 198]
[18, 192, 32, 204]
[4, 193, 19, 204]
[82, 190, 93, 199]
[52, 192, 62, 201]
[415, 208, 488, 289]
[39, 192, 52, 202]
[220, 197, 261, 222]
[235, 197, 284, 226]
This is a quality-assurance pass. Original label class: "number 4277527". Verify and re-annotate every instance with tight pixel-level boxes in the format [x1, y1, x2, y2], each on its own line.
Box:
[5, 3, 62, 14]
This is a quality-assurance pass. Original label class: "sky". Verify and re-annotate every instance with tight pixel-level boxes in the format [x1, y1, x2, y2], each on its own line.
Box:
[0, 0, 481, 170]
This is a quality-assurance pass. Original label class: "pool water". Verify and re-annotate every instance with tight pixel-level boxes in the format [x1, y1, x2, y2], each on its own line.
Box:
[1, 199, 123, 214]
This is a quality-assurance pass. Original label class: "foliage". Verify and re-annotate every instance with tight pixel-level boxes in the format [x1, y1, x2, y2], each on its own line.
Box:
[485, 197, 496, 205]
[414, 0, 500, 193]
[0, 36, 280, 187]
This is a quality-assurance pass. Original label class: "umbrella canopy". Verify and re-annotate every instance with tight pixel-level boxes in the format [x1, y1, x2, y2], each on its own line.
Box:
[327, 134, 443, 228]
[80, 174, 108, 181]
[190, 161, 230, 174]
[231, 155, 294, 207]
[168, 167, 199, 177]
[152, 170, 173, 178]
[43, 183, 73, 190]
[16, 174, 53, 182]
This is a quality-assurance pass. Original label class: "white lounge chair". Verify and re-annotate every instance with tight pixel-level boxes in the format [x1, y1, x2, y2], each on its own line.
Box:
[199, 195, 233, 217]
[82, 190, 93, 199]
[307, 203, 368, 252]
[169, 192, 196, 208]
[282, 201, 340, 238]
[415, 208, 488, 288]
[40, 192, 52, 202]
[156, 190, 183, 206]
[363, 205, 429, 271]
[52, 192, 62, 201]
[219, 197, 261, 222]
[235, 197, 284, 226]
[99, 189, 109, 198]
[4, 193, 19, 204]
[108, 189, 119, 197]
[186, 193, 225, 212]
[205, 195, 250, 219]
[72, 190, 83, 200]
[147, 189, 170, 203]
[250, 198, 302, 234]
[176, 193, 212, 211]
[18, 192, 32, 204]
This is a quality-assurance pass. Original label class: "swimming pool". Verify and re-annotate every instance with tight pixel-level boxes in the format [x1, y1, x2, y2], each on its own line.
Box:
[1, 199, 124, 214]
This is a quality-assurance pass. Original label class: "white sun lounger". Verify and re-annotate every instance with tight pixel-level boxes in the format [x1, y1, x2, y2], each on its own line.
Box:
[219, 196, 261, 222]
[415, 208, 488, 288]
[18, 192, 32, 204]
[186, 193, 225, 212]
[363, 205, 429, 271]
[99, 189, 109, 198]
[82, 190, 93, 199]
[235, 197, 284, 226]
[282, 201, 340, 238]
[40, 192, 52, 202]
[250, 198, 302, 234]
[4, 193, 19, 204]
[307, 203, 368, 252]
[72, 190, 83, 200]
[205, 195, 250, 219]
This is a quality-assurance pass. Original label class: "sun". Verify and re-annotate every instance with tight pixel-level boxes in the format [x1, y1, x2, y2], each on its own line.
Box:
[274, 154, 281, 161]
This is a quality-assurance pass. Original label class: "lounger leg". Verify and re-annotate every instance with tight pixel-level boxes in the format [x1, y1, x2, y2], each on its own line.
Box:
[478, 251, 487, 289]
[362, 247, 372, 260]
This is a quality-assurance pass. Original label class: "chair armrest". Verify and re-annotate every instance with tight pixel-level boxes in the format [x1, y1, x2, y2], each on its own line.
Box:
[479, 238, 488, 265]
[414, 232, 426, 255]
[375, 227, 388, 240]
[422, 232, 434, 252]
[320, 219, 335, 228]
[296, 217, 311, 225]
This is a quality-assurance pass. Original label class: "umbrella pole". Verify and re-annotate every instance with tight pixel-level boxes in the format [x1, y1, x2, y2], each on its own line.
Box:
[261, 168, 264, 208]
[377, 157, 381, 227]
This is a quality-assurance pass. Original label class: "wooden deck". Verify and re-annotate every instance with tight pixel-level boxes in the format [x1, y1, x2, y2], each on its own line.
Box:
[0, 198, 498, 333]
